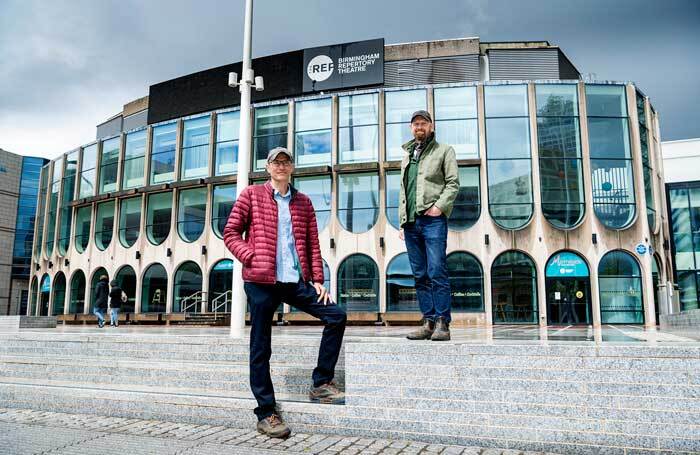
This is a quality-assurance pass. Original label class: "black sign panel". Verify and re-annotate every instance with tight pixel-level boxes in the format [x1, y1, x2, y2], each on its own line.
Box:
[303, 38, 384, 93]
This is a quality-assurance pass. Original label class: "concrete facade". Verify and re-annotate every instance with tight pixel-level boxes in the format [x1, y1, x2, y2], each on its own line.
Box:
[0, 150, 24, 315]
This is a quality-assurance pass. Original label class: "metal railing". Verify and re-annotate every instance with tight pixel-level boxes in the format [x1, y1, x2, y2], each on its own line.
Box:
[211, 291, 232, 318]
[181, 291, 205, 313]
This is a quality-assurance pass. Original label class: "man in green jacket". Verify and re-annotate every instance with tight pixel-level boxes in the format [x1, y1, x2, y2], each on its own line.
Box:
[399, 110, 459, 341]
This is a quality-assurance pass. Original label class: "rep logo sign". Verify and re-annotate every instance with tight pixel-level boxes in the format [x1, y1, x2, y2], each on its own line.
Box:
[303, 38, 384, 93]
[307, 55, 335, 82]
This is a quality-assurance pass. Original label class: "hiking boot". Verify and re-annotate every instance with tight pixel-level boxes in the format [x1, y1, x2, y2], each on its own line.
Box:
[406, 318, 435, 340]
[309, 381, 345, 404]
[256, 413, 291, 438]
[431, 317, 450, 341]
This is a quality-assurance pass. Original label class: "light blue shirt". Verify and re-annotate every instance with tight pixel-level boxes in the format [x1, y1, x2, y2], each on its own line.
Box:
[274, 188, 302, 283]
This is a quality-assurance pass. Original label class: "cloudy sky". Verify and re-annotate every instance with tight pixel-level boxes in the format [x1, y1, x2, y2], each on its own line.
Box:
[1, 0, 698, 159]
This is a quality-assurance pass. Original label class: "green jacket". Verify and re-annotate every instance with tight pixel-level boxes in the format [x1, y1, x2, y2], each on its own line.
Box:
[398, 137, 460, 228]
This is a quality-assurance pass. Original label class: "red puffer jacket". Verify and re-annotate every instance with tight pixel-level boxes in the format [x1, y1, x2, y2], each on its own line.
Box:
[223, 181, 324, 284]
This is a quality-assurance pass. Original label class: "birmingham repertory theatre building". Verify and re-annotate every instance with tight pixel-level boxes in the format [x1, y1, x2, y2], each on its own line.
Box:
[28, 37, 673, 327]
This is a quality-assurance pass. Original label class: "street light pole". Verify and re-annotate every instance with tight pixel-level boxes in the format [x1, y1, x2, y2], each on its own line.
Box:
[229, 0, 255, 338]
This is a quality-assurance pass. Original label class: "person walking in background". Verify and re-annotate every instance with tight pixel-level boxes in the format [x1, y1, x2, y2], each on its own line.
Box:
[109, 280, 124, 327]
[93, 275, 109, 328]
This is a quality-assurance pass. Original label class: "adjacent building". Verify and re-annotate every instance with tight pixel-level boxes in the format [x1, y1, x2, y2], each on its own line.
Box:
[28, 37, 672, 327]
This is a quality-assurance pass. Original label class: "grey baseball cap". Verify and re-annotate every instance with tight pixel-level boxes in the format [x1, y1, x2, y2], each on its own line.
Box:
[266, 147, 293, 162]
[410, 109, 433, 123]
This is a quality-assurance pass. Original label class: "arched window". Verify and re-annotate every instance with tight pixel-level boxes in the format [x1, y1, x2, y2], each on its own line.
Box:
[29, 277, 38, 316]
[385, 170, 401, 229]
[434, 86, 479, 159]
[98, 136, 120, 194]
[586, 84, 635, 229]
[177, 187, 207, 243]
[39, 274, 50, 316]
[181, 115, 210, 180]
[536, 84, 585, 229]
[174, 262, 203, 312]
[294, 176, 331, 232]
[150, 122, 177, 184]
[142, 264, 167, 313]
[74, 206, 92, 253]
[122, 129, 146, 189]
[337, 254, 379, 312]
[295, 98, 332, 167]
[339, 93, 379, 164]
[33, 165, 49, 261]
[491, 251, 538, 324]
[214, 111, 240, 175]
[44, 158, 62, 257]
[146, 192, 171, 245]
[94, 201, 115, 251]
[58, 151, 78, 255]
[545, 251, 591, 325]
[211, 184, 237, 239]
[386, 253, 416, 312]
[119, 196, 141, 248]
[485, 85, 533, 230]
[385, 89, 427, 161]
[69, 270, 86, 314]
[52, 272, 66, 316]
[636, 91, 656, 231]
[448, 252, 484, 312]
[89, 268, 108, 312]
[449, 167, 481, 231]
[337, 173, 379, 233]
[598, 250, 644, 324]
[209, 259, 233, 312]
[115, 265, 137, 313]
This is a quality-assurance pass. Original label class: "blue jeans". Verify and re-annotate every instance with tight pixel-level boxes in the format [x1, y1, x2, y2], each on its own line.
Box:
[245, 280, 347, 421]
[110, 308, 119, 326]
[93, 308, 105, 325]
[403, 215, 451, 322]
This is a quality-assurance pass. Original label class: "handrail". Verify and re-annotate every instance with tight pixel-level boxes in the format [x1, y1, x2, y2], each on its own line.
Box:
[181, 291, 204, 313]
[212, 290, 232, 318]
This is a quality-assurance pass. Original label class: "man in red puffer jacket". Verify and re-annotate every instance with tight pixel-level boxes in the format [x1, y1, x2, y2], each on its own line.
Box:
[223, 147, 346, 439]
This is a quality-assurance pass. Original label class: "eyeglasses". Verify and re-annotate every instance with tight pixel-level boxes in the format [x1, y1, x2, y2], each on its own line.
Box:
[269, 160, 293, 167]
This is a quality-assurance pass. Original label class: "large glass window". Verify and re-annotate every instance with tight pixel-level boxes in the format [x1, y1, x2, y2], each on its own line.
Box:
[177, 188, 206, 242]
[173, 261, 203, 312]
[637, 92, 656, 232]
[293, 176, 331, 232]
[385, 170, 401, 229]
[448, 252, 484, 311]
[449, 167, 480, 230]
[214, 111, 240, 175]
[58, 151, 78, 255]
[39, 273, 50, 316]
[253, 104, 288, 171]
[13, 157, 43, 277]
[295, 98, 331, 167]
[52, 272, 66, 316]
[33, 166, 48, 261]
[122, 129, 146, 189]
[536, 84, 585, 229]
[94, 201, 115, 251]
[669, 186, 700, 311]
[598, 250, 644, 324]
[337, 173, 379, 233]
[119, 196, 141, 248]
[209, 259, 233, 312]
[69, 270, 86, 314]
[29, 277, 38, 316]
[150, 122, 177, 184]
[44, 158, 62, 257]
[146, 192, 172, 245]
[99, 136, 120, 194]
[386, 253, 416, 312]
[434, 86, 479, 159]
[181, 115, 210, 180]
[141, 263, 167, 313]
[74, 206, 92, 253]
[339, 93, 379, 164]
[78, 144, 97, 199]
[115, 265, 136, 313]
[491, 250, 538, 324]
[212, 184, 237, 239]
[586, 85, 636, 229]
[485, 85, 533, 229]
[337, 254, 379, 312]
[385, 89, 427, 161]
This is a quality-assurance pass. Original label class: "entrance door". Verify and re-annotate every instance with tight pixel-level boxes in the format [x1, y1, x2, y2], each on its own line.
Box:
[545, 251, 592, 325]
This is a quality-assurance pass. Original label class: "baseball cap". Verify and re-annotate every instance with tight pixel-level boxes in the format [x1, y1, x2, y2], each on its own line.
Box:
[266, 147, 293, 162]
[410, 110, 433, 123]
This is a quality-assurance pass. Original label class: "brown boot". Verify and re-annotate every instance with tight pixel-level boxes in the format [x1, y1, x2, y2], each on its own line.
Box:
[406, 318, 435, 340]
[256, 413, 291, 438]
[431, 317, 450, 341]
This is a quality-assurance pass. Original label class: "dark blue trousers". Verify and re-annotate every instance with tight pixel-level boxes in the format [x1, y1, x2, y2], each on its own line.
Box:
[245, 280, 347, 421]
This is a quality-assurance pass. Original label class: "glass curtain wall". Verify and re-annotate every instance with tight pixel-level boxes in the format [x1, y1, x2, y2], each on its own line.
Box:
[44, 158, 62, 257]
[146, 192, 172, 245]
[669, 185, 700, 311]
[385, 89, 427, 161]
[78, 144, 97, 199]
[339, 93, 379, 163]
[150, 123, 177, 184]
[253, 104, 288, 171]
[177, 188, 207, 242]
[58, 151, 78, 255]
[434, 86, 479, 159]
[637, 91, 656, 231]
[181, 115, 210, 180]
[119, 196, 142, 248]
[485, 85, 534, 229]
[214, 111, 240, 175]
[99, 137, 120, 194]
[337, 173, 379, 233]
[74, 206, 92, 253]
[295, 98, 331, 167]
[122, 129, 146, 189]
[293, 176, 331, 232]
[449, 167, 480, 230]
[212, 184, 237, 238]
[33, 166, 48, 261]
[94, 201, 115, 251]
